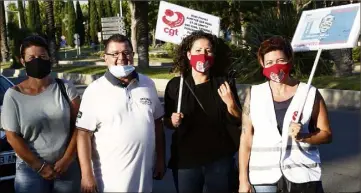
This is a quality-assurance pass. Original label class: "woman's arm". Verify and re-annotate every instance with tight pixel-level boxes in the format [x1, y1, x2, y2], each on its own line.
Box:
[297, 90, 332, 144]
[239, 89, 254, 186]
[61, 96, 81, 161]
[6, 131, 43, 170]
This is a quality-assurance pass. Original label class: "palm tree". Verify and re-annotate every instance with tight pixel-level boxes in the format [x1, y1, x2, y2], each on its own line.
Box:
[129, 1, 149, 68]
[44, 0, 58, 67]
[0, 1, 9, 62]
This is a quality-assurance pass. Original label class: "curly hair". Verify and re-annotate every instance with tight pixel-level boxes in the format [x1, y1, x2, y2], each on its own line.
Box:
[172, 30, 232, 77]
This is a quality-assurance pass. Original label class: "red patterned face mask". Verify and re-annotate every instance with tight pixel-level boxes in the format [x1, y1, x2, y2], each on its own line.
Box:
[263, 63, 292, 83]
[189, 54, 214, 73]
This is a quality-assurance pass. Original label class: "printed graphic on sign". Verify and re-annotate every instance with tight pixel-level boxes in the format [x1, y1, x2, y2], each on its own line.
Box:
[291, 3, 360, 52]
[155, 1, 220, 45]
[163, 9, 185, 28]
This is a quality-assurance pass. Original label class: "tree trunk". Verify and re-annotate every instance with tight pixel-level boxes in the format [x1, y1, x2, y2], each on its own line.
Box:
[0, 1, 9, 62]
[329, 48, 354, 77]
[129, 2, 137, 54]
[44, 0, 58, 67]
[130, 1, 149, 68]
[152, 28, 156, 47]
[17, 0, 26, 28]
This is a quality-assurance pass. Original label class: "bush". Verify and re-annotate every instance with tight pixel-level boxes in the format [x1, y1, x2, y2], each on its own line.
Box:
[229, 5, 333, 83]
[90, 51, 104, 58]
[353, 46, 360, 62]
[7, 23, 32, 69]
[161, 42, 177, 58]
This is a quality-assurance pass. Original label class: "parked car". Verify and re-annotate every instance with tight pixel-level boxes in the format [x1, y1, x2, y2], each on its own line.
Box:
[0, 75, 16, 193]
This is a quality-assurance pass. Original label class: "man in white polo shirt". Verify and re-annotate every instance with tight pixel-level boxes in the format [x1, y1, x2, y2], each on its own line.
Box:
[76, 34, 165, 193]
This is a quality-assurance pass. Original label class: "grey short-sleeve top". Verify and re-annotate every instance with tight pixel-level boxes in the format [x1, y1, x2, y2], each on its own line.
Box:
[1, 79, 79, 164]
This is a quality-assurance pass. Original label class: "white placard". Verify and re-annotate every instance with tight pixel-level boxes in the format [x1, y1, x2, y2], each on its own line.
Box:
[291, 3, 361, 52]
[155, 1, 220, 45]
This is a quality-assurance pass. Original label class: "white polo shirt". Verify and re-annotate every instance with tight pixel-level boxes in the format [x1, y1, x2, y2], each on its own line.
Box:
[76, 71, 164, 193]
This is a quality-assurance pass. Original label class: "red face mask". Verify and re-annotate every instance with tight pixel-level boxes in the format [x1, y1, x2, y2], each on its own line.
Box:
[189, 54, 214, 73]
[263, 63, 292, 83]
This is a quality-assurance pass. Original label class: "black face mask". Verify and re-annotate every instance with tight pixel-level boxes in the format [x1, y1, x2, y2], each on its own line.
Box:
[25, 58, 52, 79]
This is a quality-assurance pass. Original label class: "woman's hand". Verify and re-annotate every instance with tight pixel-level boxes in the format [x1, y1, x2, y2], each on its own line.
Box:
[218, 81, 236, 108]
[171, 113, 184, 128]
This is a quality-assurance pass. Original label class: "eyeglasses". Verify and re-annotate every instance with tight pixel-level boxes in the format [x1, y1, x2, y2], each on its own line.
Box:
[104, 51, 133, 58]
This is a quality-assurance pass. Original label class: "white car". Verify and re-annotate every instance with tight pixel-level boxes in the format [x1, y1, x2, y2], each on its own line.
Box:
[0, 75, 16, 192]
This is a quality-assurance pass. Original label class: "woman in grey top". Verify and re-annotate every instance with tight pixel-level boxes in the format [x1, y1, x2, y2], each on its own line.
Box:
[1, 35, 81, 193]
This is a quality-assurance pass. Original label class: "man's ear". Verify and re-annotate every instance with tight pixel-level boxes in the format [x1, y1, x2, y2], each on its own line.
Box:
[20, 58, 25, 66]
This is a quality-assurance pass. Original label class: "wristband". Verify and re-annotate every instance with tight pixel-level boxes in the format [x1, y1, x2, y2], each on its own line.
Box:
[37, 162, 46, 173]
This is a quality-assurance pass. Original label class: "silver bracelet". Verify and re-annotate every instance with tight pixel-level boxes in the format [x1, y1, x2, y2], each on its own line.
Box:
[37, 162, 46, 173]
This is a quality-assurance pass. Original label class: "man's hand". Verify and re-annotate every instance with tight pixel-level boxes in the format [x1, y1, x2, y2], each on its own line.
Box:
[153, 159, 166, 180]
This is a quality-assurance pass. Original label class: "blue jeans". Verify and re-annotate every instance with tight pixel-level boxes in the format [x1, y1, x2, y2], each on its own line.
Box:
[14, 159, 81, 193]
[172, 156, 234, 193]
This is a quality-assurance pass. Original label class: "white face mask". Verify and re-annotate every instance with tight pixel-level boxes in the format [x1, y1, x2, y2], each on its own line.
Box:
[109, 65, 135, 78]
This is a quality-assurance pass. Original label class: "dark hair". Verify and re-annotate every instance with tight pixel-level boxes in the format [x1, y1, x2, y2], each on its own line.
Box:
[20, 35, 49, 59]
[104, 34, 133, 52]
[172, 30, 232, 77]
[257, 36, 294, 66]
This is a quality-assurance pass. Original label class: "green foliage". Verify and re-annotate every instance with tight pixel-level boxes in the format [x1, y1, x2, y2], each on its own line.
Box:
[104, 0, 113, 17]
[6, 3, 19, 26]
[161, 42, 177, 58]
[61, 1, 67, 39]
[353, 46, 360, 62]
[113, 0, 120, 16]
[231, 5, 333, 83]
[89, 0, 100, 43]
[27, 0, 42, 34]
[54, 0, 65, 46]
[66, 0, 76, 47]
[17, 0, 26, 28]
[76, 0, 85, 46]
[80, 3, 89, 45]
[121, 1, 131, 37]
[7, 23, 32, 68]
[95, 0, 105, 31]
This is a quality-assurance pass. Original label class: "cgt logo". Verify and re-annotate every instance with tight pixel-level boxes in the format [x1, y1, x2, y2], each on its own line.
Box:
[162, 9, 184, 36]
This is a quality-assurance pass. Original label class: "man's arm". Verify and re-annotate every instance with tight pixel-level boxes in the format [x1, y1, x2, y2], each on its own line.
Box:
[77, 129, 94, 178]
[154, 118, 165, 163]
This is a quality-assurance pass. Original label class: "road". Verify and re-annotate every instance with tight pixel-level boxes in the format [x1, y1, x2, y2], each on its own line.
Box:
[74, 85, 361, 193]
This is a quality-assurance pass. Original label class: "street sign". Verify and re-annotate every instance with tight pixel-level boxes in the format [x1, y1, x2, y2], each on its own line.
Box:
[101, 16, 124, 22]
[101, 21, 125, 28]
[101, 16, 126, 40]
[74, 33, 80, 39]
